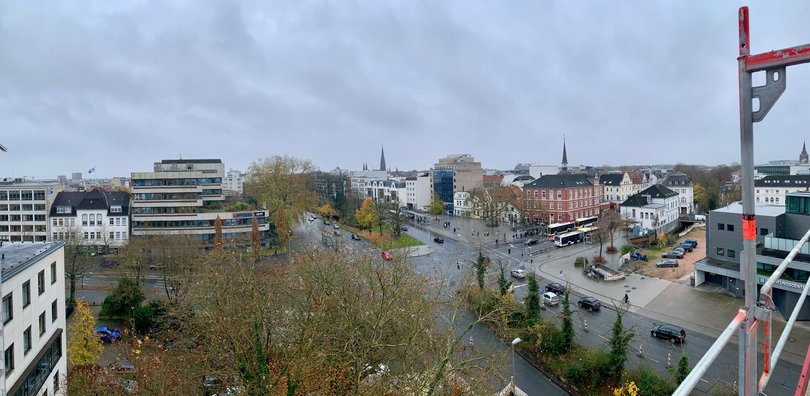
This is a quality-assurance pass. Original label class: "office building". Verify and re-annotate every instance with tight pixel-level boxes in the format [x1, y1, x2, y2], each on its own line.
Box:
[0, 180, 62, 242]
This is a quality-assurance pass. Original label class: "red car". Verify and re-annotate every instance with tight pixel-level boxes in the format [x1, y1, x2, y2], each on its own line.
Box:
[381, 250, 393, 261]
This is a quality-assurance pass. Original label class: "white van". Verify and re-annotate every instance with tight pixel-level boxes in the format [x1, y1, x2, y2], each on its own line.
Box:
[541, 292, 559, 306]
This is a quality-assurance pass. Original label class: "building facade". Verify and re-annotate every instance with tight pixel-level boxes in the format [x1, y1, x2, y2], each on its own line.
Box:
[431, 168, 455, 213]
[130, 159, 270, 244]
[404, 172, 431, 211]
[223, 169, 245, 195]
[49, 188, 131, 254]
[453, 192, 472, 217]
[755, 175, 810, 206]
[1, 241, 67, 396]
[0, 180, 62, 243]
[661, 172, 694, 215]
[433, 154, 484, 196]
[522, 174, 606, 225]
[694, 196, 810, 320]
[619, 184, 680, 234]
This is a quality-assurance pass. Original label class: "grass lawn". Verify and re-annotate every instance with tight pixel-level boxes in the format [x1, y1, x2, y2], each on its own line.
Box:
[342, 224, 424, 249]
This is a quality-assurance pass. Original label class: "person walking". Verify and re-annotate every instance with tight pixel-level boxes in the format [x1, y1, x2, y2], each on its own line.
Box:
[623, 293, 630, 305]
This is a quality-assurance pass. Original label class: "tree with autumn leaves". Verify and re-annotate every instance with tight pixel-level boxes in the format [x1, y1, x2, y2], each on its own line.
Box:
[354, 198, 379, 232]
[68, 299, 104, 365]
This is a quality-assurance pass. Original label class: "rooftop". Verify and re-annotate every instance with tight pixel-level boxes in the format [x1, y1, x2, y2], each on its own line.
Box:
[712, 202, 786, 217]
[0, 242, 64, 281]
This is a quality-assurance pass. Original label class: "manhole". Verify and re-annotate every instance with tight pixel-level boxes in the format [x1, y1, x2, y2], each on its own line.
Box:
[624, 285, 630, 288]
[626, 290, 632, 293]
[789, 337, 797, 343]
[631, 287, 637, 290]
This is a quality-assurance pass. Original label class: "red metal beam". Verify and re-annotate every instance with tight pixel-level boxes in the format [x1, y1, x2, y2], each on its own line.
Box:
[794, 343, 810, 396]
[747, 44, 810, 72]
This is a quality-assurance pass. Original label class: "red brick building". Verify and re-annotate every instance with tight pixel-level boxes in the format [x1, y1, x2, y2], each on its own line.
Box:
[522, 174, 608, 225]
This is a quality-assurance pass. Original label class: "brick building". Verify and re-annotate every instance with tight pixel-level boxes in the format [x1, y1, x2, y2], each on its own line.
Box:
[522, 174, 608, 225]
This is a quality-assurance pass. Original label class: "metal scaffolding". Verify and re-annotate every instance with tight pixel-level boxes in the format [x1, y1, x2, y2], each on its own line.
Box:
[674, 7, 810, 396]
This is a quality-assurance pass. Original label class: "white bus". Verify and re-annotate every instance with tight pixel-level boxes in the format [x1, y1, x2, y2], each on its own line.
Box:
[546, 221, 575, 237]
[575, 216, 598, 229]
[554, 230, 585, 247]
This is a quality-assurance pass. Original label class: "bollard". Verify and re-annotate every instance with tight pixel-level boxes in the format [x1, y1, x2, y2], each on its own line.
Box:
[667, 352, 672, 368]
[637, 344, 644, 358]
[583, 319, 589, 333]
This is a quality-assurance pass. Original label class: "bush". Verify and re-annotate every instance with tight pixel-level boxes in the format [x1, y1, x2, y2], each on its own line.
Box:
[132, 300, 168, 335]
[620, 244, 634, 255]
[100, 277, 145, 319]
[563, 349, 611, 390]
[592, 255, 606, 264]
[527, 321, 567, 356]
[574, 256, 588, 268]
[629, 366, 675, 396]
[465, 287, 501, 318]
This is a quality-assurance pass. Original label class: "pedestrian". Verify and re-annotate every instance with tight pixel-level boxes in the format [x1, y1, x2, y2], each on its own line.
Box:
[508, 248, 511, 254]
[624, 293, 629, 305]
[457, 262, 460, 270]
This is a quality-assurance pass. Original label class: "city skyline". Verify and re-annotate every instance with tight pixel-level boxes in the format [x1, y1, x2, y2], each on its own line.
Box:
[2, 2, 810, 178]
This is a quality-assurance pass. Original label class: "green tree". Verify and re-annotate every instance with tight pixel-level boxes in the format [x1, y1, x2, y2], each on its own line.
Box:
[673, 352, 690, 384]
[354, 198, 378, 231]
[497, 262, 513, 296]
[474, 251, 487, 289]
[561, 289, 574, 353]
[608, 310, 634, 384]
[100, 276, 146, 319]
[525, 273, 541, 324]
[429, 199, 444, 218]
[68, 299, 104, 365]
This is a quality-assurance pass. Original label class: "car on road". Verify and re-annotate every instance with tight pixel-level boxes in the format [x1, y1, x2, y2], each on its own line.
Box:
[630, 251, 647, 261]
[578, 296, 601, 311]
[95, 326, 122, 343]
[351, 233, 361, 241]
[525, 239, 539, 246]
[510, 269, 527, 279]
[381, 250, 393, 261]
[433, 237, 444, 243]
[683, 239, 699, 248]
[333, 230, 341, 236]
[650, 324, 687, 343]
[541, 292, 559, 306]
[678, 243, 694, 252]
[545, 282, 565, 295]
[324, 221, 330, 225]
[333, 224, 340, 230]
[656, 259, 679, 268]
[661, 251, 684, 259]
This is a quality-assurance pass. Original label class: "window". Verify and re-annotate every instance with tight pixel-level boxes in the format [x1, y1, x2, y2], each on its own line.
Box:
[23, 327, 31, 355]
[38, 312, 46, 336]
[717, 247, 725, 256]
[38, 270, 45, 295]
[110, 218, 114, 226]
[110, 232, 114, 240]
[51, 300, 57, 322]
[111, 206, 122, 213]
[121, 218, 126, 226]
[728, 249, 736, 258]
[2, 294, 12, 324]
[51, 262, 57, 284]
[22, 281, 30, 308]
[760, 228, 770, 236]
[727, 224, 735, 232]
[5, 344, 14, 376]
[718, 223, 725, 230]
[82, 213, 87, 226]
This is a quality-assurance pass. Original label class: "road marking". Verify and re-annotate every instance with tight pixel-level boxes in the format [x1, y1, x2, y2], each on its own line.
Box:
[598, 334, 610, 342]
[700, 379, 710, 384]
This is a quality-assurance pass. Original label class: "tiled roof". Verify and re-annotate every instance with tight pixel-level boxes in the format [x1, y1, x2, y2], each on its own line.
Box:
[621, 184, 678, 207]
[525, 174, 592, 189]
[50, 188, 130, 217]
[755, 175, 810, 187]
[599, 173, 623, 186]
[662, 172, 693, 187]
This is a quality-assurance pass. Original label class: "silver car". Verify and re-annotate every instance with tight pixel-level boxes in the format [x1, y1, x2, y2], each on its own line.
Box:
[510, 269, 527, 279]
[656, 259, 679, 268]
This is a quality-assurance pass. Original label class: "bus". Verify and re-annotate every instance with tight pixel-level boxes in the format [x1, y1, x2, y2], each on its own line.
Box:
[575, 216, 598, 229]
[546, 221, 575, 237]
[554, 230, 584, 247]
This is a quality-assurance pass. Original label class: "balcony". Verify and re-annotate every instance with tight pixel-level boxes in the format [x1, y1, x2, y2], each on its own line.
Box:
[762, 235, 810, 263]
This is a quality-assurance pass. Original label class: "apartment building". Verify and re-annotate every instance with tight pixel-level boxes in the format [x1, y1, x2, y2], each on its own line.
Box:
[130, 159, 270, 244]
[49, 188, 131, 254]
[0, 180, 62, 243]
[223, 169, 245, 195]
[755, 175, 810, 206]
[522, 174, 607, 225]
[1, 241, 67, 395]
[661, 172, 694, 215]
[619, 184, 680, 233]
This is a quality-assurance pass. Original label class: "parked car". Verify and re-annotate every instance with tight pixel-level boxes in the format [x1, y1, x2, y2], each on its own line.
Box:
[656, 259, 679, 268]
[433, 237, 444, 244]
[333, 224, 340, 230]
[683, 239, 699, 248]
[661, 251, 684, 259]
[510, 269, 527, 279]
[525, 239, 539, 246]
[678, 243, 694, 252]
[672, 247, 686, 255]
[578, 296, 601, 311]
[95, 326, 122, 343]
[545, 282, 565, 295]
[541, 292, 559, 306]
[650, 324, 687, 343]
[400, 226, 408, 231]
[351, 233, 361, 241]
[630, 251, 648, 261]
[381, 250, 393, 261]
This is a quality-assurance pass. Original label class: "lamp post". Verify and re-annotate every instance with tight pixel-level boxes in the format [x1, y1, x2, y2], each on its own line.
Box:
[511, 337, 522, 391]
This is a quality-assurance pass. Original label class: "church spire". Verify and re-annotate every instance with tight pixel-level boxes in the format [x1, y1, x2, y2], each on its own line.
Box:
[801, 141, 809, 164]
[380, 145, 387, 171]
[560, 136, 569, 173]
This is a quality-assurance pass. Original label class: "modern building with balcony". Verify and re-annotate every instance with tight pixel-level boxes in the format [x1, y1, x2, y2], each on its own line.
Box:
[695, 192, 810, 320]
[1, 241, 66, 396]
[130, 159, 270, 245]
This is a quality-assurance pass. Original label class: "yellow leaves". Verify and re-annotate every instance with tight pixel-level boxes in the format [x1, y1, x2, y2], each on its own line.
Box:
[67, 299, 104, 365]
[354, 198, 378, 230]
[613, 381, 639, 396]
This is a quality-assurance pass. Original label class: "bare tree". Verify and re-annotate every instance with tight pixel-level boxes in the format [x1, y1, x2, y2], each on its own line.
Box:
[155, 235, 201, 303]
[120, 236, 152, 285]
[60, 226, 92, 305]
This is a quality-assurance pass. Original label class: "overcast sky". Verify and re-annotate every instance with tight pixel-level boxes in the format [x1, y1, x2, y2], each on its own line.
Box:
[2, 1, 810, 179]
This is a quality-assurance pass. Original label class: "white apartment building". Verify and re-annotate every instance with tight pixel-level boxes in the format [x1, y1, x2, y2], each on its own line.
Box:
[405, 172, 432, 211]
[223, 169, 245, 195]
[661, 172, 694, 215]
[1, 242, 66, 396]
[755, 175, 810, 205]
[620, 184, 681, 233]
[131, 159, 270, 245]
[49, 188, 131, 254]
[453, 192, 472, 217]
[0, 180, 62, 243]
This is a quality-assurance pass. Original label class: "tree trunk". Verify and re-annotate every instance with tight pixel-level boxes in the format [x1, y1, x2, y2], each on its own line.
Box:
[69, 273, 77, 304]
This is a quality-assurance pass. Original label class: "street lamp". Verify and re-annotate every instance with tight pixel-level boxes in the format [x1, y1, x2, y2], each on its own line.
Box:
[511, 337, 522, 391]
